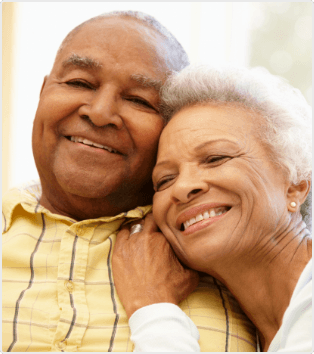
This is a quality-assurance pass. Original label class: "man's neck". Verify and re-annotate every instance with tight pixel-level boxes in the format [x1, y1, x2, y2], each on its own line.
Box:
[39, 184, 153, 221]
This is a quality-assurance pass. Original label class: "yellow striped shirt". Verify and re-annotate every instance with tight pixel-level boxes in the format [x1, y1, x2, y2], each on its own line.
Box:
[2, 182, 257, 352]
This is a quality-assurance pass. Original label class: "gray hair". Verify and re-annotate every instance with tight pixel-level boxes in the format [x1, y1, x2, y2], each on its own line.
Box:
[161, 65, 311, 184]
[160, 65, 312, 229]
[58, 10, 189, 72]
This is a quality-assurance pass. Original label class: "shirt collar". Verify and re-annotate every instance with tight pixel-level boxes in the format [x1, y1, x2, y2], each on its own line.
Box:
[3, 181, 152, 232]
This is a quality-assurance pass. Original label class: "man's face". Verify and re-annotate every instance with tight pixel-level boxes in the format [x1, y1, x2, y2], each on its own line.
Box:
[32, 17, 169, 217]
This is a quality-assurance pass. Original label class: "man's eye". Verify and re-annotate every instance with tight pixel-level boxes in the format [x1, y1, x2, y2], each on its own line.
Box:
[154, 176, 175, 192]
[66, 80, 95, 90]
[126, 97, 156, 110]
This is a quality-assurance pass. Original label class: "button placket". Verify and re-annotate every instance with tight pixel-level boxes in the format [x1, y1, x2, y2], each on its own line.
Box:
[64, 280, 74, 293]
[56, 339, 67, 351]
[55, 224, 93, 351]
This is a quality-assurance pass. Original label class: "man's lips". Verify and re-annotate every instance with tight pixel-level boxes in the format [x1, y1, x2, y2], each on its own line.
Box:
[65, 135, 124, 155]
[176, 203, 231, 231]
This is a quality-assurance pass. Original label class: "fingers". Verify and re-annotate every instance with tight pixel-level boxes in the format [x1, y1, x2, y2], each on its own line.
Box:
[142, 213, 158, 233]
[122, 213, 158, 239]
[114, 227, 130, 250]
[115, 219, 144, 249]
[129, 221, 145, 237]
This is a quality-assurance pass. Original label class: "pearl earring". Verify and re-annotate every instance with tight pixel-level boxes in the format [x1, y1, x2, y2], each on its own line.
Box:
[290, 202, 297, 207]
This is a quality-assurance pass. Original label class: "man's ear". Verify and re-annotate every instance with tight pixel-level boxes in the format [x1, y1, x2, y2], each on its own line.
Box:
[287, 180, 311, 212]
[40, 76, 48, 96]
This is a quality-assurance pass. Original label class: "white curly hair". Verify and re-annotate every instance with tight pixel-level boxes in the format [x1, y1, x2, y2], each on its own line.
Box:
[160, 65, 312, 228]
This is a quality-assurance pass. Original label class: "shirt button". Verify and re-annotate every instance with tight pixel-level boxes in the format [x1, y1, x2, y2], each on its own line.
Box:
[64, 280, 74, 293]
[56, 340, 67, 350]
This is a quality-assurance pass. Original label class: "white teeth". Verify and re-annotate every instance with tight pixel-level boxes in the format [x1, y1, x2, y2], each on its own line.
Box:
[183, 220, 190, 230]
[93, 142, 105, 149]
[182, 207, 229, 231]
[209, 210, 216, 218]
[189, 217, 196, 226]
[69, 136, 118, 153]
[196, 214, 203, 222]
[83, 138, 93, 146]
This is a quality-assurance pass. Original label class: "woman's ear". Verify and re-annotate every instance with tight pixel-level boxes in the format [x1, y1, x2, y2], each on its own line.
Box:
[287, 180, 311, 212]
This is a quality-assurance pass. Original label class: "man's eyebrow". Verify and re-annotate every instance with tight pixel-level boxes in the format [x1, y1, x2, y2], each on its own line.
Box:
[130, 74, 163, 91]
[62, 54, 102, 70]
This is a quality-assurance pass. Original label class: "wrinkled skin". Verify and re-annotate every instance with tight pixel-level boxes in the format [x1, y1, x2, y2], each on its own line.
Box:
[113, 103, 311, 350]
[151, 104, 311, 350]
[112, 214, 199, 318]
[32, 17, 169, 220]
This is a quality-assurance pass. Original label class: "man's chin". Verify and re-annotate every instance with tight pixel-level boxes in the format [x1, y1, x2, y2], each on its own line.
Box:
[56, 177, 120, 200]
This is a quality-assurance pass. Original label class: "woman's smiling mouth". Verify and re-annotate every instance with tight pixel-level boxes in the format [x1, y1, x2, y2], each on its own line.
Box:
[176, 204, 232, 234]
[182, 206, 230, 230]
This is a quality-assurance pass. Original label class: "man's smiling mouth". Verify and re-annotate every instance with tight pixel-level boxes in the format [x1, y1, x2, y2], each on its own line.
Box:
[181, 206, 231, 231]
[66, 136, 120, 154]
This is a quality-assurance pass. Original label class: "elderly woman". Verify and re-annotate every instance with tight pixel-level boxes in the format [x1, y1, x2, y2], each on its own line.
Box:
[112, 66, 312, 352]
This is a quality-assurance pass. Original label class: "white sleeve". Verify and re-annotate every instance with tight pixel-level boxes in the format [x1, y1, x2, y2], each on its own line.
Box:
[268, 260, 312, 352]
[274, 281, 312, 352]
[129, 303, 200, 352]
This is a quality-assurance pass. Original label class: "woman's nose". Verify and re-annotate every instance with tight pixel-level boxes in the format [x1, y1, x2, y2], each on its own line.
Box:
[78, 87, 124, 129]
[171, 169, 209, 204]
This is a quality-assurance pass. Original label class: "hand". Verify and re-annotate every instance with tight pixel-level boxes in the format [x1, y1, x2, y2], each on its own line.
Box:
[112, 214, 199, 318]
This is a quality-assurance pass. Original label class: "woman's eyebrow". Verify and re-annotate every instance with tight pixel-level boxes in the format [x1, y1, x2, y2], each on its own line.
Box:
[154, 160, 171, 169]
[194, 138, 238, 152]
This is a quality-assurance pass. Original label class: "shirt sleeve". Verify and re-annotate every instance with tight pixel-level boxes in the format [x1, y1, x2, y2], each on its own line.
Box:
[268, 260, 312, 352]
[274, 281, 312, 352]
[129, 303, 200, 352]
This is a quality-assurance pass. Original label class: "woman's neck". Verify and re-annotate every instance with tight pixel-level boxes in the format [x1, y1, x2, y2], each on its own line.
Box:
[208, 219, 312, 351]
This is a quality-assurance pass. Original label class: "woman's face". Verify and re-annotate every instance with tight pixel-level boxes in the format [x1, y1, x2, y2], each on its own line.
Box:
[152, 104, 291, 273]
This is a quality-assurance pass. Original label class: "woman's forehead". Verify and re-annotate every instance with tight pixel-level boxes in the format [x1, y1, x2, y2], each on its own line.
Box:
[161, 104, 261, 143]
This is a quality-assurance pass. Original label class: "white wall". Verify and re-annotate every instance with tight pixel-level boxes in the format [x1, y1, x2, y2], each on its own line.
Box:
[8, 2, 254, 188]
[9, 2, 250, 187]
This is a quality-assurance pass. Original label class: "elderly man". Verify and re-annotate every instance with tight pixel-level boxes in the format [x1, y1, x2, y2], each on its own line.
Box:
[2, 11, 256, 352]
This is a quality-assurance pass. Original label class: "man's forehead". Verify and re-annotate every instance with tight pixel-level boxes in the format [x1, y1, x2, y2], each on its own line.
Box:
[59, 18, 167, 60]
[63, 16, 162, 49]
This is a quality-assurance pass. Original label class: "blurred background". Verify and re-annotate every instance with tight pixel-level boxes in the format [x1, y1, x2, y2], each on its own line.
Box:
[2, 2, 312, 194]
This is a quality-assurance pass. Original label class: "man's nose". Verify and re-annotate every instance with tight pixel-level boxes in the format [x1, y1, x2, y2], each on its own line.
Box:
[171, 168, 209, 204]
[78, 87, 124, 129]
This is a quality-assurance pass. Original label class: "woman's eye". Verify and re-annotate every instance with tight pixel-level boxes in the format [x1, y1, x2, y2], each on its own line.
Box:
[205, 155, 231, 165]
[66, 80, 95, 90]
[154, 176, 175, 192]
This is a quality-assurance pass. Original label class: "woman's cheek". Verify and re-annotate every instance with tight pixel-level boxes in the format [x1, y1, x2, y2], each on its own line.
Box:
[153, 192, 171, 232]
[152, 193, 164, 228]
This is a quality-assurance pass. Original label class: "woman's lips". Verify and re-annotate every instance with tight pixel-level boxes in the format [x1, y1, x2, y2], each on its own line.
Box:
[176, 203, 231, 234]
[181, 208, 230, 235]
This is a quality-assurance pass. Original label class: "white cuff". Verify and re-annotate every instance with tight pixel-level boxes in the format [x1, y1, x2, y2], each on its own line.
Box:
[129, 303, 200, 352]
